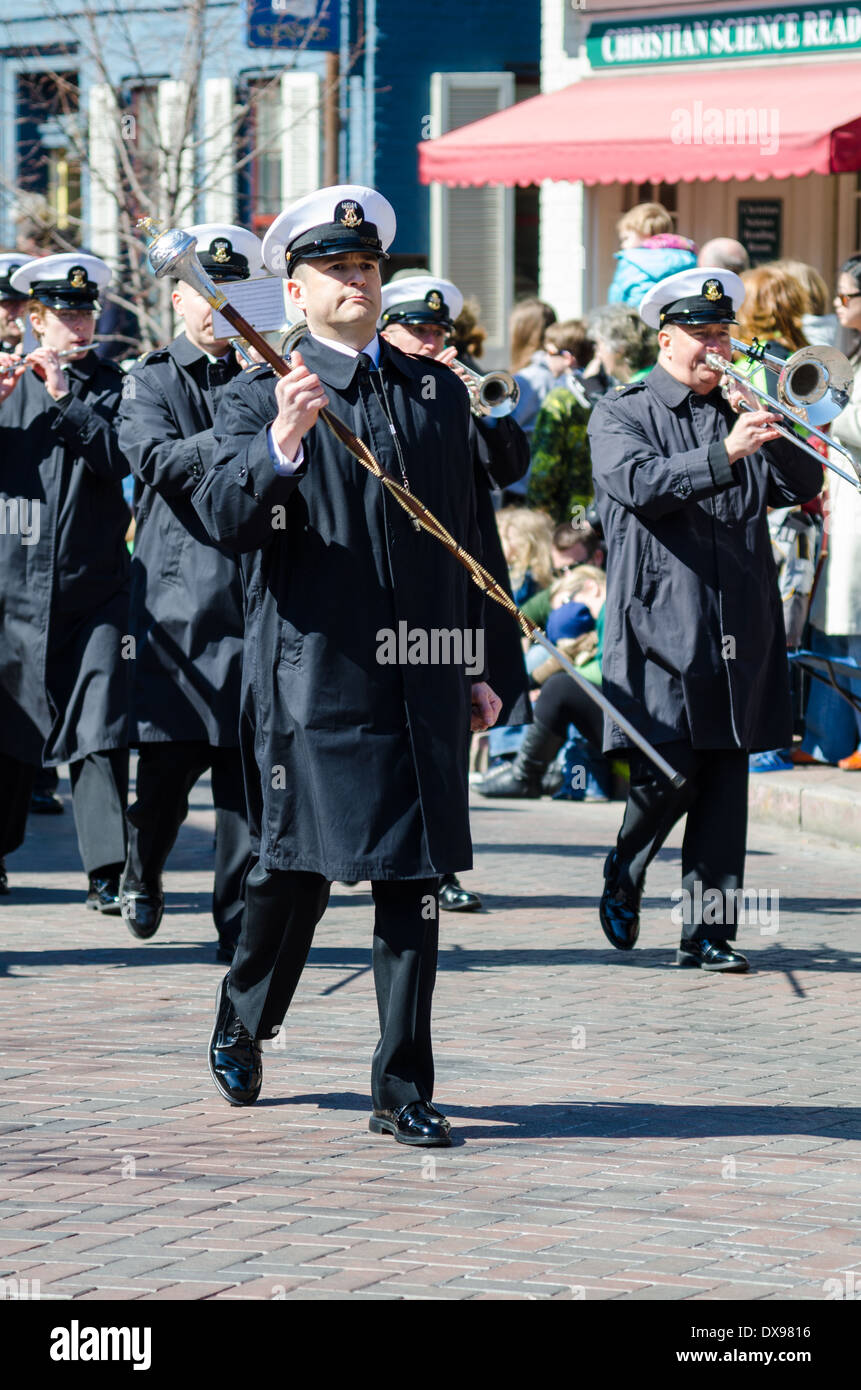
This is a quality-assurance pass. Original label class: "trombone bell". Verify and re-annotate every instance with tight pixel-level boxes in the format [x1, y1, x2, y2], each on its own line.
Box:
[777, 345, 853, 428]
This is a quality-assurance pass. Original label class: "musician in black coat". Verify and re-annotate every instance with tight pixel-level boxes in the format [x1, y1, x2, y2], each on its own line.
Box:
[0, 254, 129, 905]
[379, 273, 531, 911]
[192, 186, 501, 1146]
[117, 226, 261, 959]
[589, 268, 823, 972]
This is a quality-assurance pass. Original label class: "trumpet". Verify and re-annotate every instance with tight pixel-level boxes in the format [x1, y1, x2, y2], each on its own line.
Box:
[705, 338, 861, 490]
[454, 359, 520, 419]
[0, 345, 91, 380]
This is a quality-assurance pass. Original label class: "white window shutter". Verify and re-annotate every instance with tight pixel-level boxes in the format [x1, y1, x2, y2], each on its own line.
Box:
[158, 79, 195, 223]
[281, 71, 321, 202]
[87, 83, 119, 267]
[203, 78, 236, 224]
[429, 73, 515, 369]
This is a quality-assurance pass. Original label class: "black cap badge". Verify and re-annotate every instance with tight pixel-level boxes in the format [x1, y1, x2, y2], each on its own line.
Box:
[335, 199, 364, 229]
[69, 266, 87, 289]
[211, 238, 232, 264]
[703, 278, 723, 302]
[426, 290, 443, 312]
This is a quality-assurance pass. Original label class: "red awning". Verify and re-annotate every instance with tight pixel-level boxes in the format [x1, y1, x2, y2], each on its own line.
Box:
[418, 60, 861, 187]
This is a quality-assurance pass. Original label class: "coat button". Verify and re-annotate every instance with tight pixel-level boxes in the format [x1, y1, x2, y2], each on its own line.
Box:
[238, 466, 248, 482]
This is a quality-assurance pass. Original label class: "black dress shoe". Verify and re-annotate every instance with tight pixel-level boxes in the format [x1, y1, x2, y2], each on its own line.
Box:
[208, 975, 262, 1106]
[369, 1100, 452, 1146]
[599, 850, 640, 950]
[29, 790, 64, 815]
[439, 874, 482, 912]
[86, 874, 122, 915]
[0, 858, 9, 896]
[677, 938, 750, 972]
[120, 875, 164, 939]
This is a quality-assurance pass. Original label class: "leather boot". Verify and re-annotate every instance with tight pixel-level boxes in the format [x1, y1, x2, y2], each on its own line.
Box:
[476, 721, 564, 798]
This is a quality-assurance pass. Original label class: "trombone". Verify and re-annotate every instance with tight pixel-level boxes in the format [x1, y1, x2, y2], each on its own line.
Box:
[705, 338, 861, 490]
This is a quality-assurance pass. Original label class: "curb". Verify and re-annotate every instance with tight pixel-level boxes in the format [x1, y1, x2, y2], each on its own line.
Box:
[748, 765, 861, 848]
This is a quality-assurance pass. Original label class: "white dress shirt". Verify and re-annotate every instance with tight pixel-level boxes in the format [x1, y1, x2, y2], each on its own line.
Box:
[268, 331, 381, 473]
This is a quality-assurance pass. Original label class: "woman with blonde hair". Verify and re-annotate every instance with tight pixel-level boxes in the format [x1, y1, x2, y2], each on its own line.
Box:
[496, 506, 554, 605]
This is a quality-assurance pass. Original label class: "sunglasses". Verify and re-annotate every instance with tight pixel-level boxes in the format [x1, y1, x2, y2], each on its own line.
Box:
[835, 291, 861, 306]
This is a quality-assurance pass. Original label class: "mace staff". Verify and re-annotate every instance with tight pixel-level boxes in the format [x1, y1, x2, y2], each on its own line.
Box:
[137, 218, 686, 790]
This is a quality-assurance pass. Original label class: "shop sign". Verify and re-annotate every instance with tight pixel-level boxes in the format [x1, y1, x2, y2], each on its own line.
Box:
[588, 4, 861, 68]
[738, 198, 783, 262]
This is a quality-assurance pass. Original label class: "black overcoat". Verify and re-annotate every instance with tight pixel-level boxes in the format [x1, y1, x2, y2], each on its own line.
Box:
[471, 414, 532, 727]
[588, 364, 823, 753]
[118, 335, 245, 746]
[192, 335, 484, 881]
[0, 353, 130, 766]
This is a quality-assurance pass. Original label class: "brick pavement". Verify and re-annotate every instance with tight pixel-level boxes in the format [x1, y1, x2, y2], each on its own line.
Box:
[1, 770, 860, 1302]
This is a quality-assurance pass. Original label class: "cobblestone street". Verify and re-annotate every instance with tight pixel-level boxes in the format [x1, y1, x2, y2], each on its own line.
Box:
[2, 774, 861, 1302]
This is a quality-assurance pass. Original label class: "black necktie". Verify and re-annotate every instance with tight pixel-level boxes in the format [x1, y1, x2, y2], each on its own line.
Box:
[357, 352, 376, 374]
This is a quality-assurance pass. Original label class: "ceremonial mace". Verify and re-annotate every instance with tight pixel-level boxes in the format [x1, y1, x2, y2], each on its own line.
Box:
[137, 219, 685, 790]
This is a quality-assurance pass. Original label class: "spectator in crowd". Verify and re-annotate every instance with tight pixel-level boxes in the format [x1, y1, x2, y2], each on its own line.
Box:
[738, 261, 819, 734]
[737, 263, 808, 355]
[608, 202, 697, 307]
[478, 565, 608, 799]
[520, 520, 606, 631]
[775, 259, 840, 348]
[450, 296, 487, 372]
[735, 263, 822, 772]
[798, 252, 861, 768]
[526, 320, 595, 522]
[698, 238, 750, 275]
[582, 304, 659, 403]
[507, 298, 559, 459]
[495, 506, 554, 605]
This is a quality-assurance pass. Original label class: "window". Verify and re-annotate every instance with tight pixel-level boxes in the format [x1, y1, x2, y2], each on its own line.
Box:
[16, 70, 81, 231]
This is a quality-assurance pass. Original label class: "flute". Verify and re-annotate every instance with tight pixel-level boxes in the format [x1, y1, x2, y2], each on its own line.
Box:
[0, 345, 91, 379]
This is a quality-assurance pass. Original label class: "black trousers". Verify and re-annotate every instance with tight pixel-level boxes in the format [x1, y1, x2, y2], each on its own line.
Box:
[68, 749, 129, 875]
[0, 753, 36, 858]
[0, 748, 127, 873]
[228, 865, 440, 1111]
[126, 742, 251, 942]
[614, 741, 749, 943]
[534, 670, 605, 750]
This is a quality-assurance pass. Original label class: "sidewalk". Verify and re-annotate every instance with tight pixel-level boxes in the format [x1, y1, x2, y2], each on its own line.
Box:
[1, 773, 860, 1301]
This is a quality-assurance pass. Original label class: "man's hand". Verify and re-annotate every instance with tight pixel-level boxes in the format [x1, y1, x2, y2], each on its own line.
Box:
[471, 681, 502, 731]
[724, 407, 782, 465]
[271, 349, 329, 460]
[0, 353, 25, 403]
[27, 347, 70, 401]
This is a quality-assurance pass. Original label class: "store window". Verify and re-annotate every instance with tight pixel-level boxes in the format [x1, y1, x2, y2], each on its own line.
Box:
[16, 70, 81, 233]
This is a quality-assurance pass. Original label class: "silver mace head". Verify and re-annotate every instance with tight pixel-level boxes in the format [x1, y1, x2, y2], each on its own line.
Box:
[136, 217, 220, 305]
